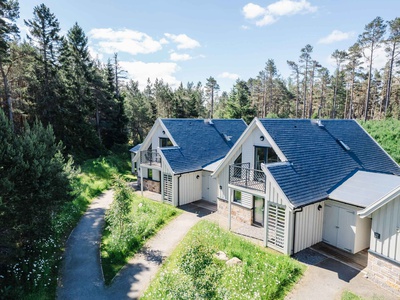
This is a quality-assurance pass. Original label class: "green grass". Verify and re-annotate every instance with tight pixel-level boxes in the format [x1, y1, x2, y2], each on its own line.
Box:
[101, 194, 180, 285]
[142, 220, 304, 300]
[342, 291, 363, 300]
[15, 149, 134, 300]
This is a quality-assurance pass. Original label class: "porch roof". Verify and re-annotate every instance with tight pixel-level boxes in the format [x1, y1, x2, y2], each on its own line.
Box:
[129, 143, 142, 153]
[329, 170, 400, 208]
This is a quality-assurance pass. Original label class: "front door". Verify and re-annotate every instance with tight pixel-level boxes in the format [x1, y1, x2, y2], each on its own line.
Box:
[253, 196, 265, 226]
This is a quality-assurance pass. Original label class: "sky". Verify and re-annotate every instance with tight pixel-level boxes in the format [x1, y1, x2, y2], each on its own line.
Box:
[19, 0, 400, 93]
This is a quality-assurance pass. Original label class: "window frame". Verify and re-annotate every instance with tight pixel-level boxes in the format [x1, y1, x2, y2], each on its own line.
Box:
[233, 190, 242, 204]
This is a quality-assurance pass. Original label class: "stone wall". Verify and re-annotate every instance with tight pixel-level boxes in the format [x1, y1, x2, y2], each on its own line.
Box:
[367, 251, 400, 297]
[218, 198, 252, 225]
[143, 178, 161, 194]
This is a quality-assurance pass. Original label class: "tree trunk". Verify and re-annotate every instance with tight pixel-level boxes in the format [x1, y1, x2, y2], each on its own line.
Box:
[385, 42, 396, 116]
[364, 45, 374, 121]
[303, 61, 308, 118]
[0, 60, 14, 132]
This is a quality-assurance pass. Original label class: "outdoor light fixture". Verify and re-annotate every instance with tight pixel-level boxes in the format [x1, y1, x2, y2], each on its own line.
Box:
[317, 204, 322, 211]
[162, 130, 165, 134]
[260, 136, 265, 141]
[196, 175, 200, 179]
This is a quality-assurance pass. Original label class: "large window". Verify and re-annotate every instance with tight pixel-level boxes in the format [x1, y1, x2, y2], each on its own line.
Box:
[254, 146, 280, 170]
[234, 153, 242, 165]
[159, 137, 173, 147]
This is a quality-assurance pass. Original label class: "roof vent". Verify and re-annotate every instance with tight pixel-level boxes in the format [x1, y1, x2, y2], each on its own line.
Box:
[223, 134, 232, 141]
[311, 119, 324, 127]
[338, 140, 350, 151]
[204, 119, 214, 125]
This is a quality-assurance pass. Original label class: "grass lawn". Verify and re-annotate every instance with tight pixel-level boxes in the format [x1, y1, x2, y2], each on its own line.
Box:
[101, 193, 181, 284]
[342, 291, 364, 300]
[142, 220, 304, 300]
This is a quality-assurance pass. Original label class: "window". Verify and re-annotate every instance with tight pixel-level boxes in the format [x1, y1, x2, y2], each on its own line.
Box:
[267, 203, 286, 249]
[234, 190, 241, 203]
[159, 137, 173, 147]
[234, 153, 242, 165]
[254, 146, 280, 170]
[148, 169, 153, 180]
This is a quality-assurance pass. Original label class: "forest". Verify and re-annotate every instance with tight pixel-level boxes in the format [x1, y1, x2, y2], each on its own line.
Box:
[1, 0, 400, 298]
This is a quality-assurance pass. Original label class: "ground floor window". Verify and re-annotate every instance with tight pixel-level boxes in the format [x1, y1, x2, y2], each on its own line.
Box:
[163, 174, 172, 203]
[233, 190, 241, 203]
[267, 203, 285, 249]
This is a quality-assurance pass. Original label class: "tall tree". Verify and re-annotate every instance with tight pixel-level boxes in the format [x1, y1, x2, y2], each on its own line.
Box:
[287, 60, 300, 118]
[0, 0, 19, 131]
[331, 50, 347, 118]
[358, 16, 387, 121]
[345, 43, 363, 119]
[384, 17, 400, 116]
[265, 59, 277, 114]
[205, 76, 219, 118]
[24, 3, 61, 125]
[308, 60, 320, 118]
[300, 44, 313, 118]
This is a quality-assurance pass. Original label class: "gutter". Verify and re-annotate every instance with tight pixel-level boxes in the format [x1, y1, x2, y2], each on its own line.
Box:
[177, 174, 182, 206]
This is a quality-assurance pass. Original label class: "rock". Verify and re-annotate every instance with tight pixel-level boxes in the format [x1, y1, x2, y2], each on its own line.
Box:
[226, 257, 242, 266]
[215, 251, 229, 261]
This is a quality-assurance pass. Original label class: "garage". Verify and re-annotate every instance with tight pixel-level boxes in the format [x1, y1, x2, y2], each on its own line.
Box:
[322, 200, 371, 254]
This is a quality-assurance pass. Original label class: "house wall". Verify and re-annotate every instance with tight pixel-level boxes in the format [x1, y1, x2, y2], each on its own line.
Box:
[290, 202, 324, 254]
[242, 126, 272, 169]
[218, 198, 253, 225]
[143, 179, 161, 193]
[151, 124, 170, 148]
[202, 171, 218, 203]
[217, 146, 242, 201]
[367, 195, 400, 295]
[369, 195, 400, 261]
[178, 171, 203, 205]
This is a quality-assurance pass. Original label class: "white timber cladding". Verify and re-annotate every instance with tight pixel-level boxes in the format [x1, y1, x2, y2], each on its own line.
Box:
[202, 171, 218, 203]
[370, 194, 400, 261]
[292, 202, 324, 253]
[153, 170, 160, 181]
[240, 191, 253, 208]
[217, 146, 242, 201]
[242, 126, 272, 169]
[178, 171, 203, 205]
[163, 173, 173, 204]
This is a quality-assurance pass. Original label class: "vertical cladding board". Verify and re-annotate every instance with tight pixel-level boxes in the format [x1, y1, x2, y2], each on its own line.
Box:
[370, 195, 400, 262]
[179, 171, 202, 205]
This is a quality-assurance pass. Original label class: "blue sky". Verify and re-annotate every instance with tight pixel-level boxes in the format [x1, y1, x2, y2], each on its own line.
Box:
[20, 0, 400, 92]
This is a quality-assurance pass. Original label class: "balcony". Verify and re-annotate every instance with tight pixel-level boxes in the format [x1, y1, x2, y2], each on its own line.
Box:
[140, 150, 161, 167]
[229, 163, 266, 193]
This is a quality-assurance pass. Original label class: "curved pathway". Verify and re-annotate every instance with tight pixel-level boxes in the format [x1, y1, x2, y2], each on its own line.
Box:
[57, 190, 207, 300]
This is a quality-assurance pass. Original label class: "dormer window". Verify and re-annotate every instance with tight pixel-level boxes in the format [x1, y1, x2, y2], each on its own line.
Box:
[159, 137, 173, 148]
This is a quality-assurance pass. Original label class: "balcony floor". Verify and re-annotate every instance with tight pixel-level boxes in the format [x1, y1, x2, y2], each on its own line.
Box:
[229, 179, 265, 193]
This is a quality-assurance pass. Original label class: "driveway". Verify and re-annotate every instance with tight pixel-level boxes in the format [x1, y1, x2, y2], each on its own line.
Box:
[286, 248, 398, 300]
[57, 191, 212, 300]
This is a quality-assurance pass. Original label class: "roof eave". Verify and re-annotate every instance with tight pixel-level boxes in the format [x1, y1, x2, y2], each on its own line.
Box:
[358, 186, 400, 218]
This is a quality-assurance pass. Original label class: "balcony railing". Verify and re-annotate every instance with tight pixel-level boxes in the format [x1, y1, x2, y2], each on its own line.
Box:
[140, 150, 161, 167]
[229, 163, 266, 193]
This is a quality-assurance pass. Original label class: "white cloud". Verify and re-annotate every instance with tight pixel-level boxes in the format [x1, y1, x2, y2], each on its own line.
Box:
[218, 72, 240, 80]
[120, 61, 180, 90]
[243, 0, 317, 27]
[318, 30, 355, 44]
[241, 25, 250, 30]
[88, 28, 163, 55]
[243, 3, 265, 19]
[88, 46, 104, 60]
[170, 52, 193, 61]
[164, 33, 200, 49]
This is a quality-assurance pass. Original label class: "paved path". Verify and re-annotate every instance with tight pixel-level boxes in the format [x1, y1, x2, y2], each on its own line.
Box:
[57, 192, 209, 300]
[285, 248, 398, 300]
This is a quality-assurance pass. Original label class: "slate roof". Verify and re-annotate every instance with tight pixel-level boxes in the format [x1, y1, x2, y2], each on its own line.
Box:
[160, 119, 247, 174]
[260, 119, 400, 208]
[129, 143, 142, 153]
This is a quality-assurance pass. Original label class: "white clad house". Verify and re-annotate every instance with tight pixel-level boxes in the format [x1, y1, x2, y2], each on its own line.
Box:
[132, 118, 247, 206]
[212, 118, 400, 295]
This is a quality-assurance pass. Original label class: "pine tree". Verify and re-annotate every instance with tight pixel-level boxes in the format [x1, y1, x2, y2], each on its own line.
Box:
[205, 76, 219, 118]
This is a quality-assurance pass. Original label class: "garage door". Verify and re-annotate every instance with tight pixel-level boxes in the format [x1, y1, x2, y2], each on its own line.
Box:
[322, 203, 356, 253]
